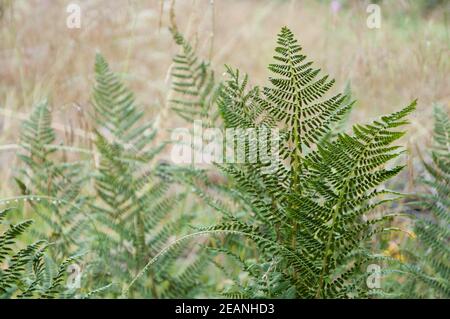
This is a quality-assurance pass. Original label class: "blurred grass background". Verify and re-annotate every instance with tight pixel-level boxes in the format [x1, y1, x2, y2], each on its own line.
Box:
[0, 0, 449, 195]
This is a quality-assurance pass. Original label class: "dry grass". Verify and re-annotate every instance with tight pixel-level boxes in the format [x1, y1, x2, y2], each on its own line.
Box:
[0, 0, 449, 196]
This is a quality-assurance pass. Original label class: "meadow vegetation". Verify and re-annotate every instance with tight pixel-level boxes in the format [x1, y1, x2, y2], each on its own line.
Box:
[0, 0, 448, 298]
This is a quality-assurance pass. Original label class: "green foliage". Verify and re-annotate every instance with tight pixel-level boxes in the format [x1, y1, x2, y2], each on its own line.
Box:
[169, 29, 218, 124]
[200, 27, 416, 298]
[319, 81, 353, 145]
[15, 100, 90, 258]
[89, 54, 207, 298]
[0, 25, 431, 300]
[403, 105, 449, 298]
[0, 208, 78, 298]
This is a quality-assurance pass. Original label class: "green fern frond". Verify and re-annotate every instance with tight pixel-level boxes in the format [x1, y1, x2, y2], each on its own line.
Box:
[261, 27, 355, 165]
[169, 29, 217, 123]
[0, 208, 78, 298]
[91, 54, 207, 298]
[198, 27, 416, 298]
[16, 101, 90, 257]
[403, 105, 449, 298]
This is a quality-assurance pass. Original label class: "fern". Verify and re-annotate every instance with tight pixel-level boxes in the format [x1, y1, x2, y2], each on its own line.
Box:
[0, 208, 79, 298]
[318, 81, 353, 145]
[200, 27, 416, 298]
[169, 29, 218, 124]
[403, 105, 449, 298]
[90, 54, 207, 298]
[0, 24, 427, 300]
[14, 100, 90, 258]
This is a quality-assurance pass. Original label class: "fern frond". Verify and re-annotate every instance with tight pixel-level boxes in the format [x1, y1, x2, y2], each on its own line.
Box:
[91, 54, 207, 298]
[0, 208, 77, 298]
[262, 27, 355, 166]
[16, 101, 90, 257]
[169, 29, 217, 123]
[403, 105, 449, 298]
[198, 27, 416, 298]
